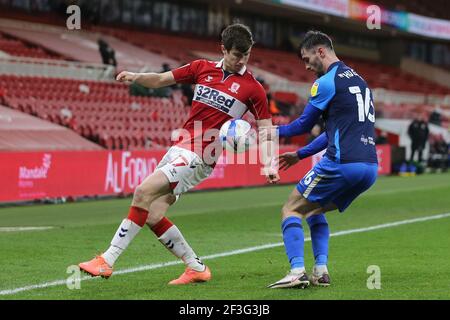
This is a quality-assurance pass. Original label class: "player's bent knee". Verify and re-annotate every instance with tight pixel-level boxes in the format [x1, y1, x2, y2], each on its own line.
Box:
[303, 203, 338, 219]
[281, 205, 307, 220]
[145, 194, 176, 227]
[146, 211, 164, 227]
[281, 204, 289, 218]
[132, 184, 153, 206]
[132, 174, 171, 208]
[283, 196, 312, 216]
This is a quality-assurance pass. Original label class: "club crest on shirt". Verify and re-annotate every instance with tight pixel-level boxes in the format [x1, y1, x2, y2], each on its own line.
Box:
[229, 82, 240, 94]
[310, 82, 319, 97]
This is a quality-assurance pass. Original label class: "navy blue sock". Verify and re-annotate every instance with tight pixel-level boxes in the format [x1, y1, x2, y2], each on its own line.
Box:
[281, 216, 304, 269]
[306, 214, 329, 265]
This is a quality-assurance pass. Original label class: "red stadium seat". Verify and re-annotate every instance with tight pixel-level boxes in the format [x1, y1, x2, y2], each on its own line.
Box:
[0, 75, 196, 149]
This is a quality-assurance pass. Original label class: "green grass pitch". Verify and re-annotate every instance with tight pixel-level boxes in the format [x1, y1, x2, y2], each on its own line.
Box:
[0, 172, 449, 300]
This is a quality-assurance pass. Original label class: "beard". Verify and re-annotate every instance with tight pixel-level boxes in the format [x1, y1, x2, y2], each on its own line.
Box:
[315, 65, 325, 77]
[311, 61, 324, 77]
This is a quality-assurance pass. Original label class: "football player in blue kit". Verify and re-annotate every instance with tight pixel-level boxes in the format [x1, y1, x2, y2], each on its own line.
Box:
[268, 31, 378, 289]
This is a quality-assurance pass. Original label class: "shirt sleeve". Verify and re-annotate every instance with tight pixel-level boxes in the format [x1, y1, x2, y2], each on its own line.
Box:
[296, 132, 328, 159]
[171, 60, 203, 84]
[308, 75, 336, 111]
[277, 103, 322, 137]
[247, 82, 271, 120]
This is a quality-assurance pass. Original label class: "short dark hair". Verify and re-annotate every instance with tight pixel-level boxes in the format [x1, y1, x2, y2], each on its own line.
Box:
[298, 30, 334, 54]
[221, 23, 254, 53]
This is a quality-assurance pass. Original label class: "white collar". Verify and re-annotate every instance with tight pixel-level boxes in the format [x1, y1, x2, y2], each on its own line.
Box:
[215, 59, 246, 75]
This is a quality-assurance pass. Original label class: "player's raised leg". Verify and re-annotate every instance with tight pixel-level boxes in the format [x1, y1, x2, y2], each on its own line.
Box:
[146, 194, 211, 285]
[78, 170, 171, 278]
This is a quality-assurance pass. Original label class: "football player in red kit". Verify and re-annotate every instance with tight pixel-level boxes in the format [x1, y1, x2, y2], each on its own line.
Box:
[78, 23, 279, 285]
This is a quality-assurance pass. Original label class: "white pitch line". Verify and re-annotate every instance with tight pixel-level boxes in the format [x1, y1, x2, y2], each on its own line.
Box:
[1, 212, 450, 296]
[0, 226, 55, 232]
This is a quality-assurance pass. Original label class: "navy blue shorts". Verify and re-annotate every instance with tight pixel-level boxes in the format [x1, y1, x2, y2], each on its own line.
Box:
[296, 156, 378, 212]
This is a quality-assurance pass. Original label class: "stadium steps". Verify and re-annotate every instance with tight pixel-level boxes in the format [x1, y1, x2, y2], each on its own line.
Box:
[0, 31, 65, 60]
[0, 18, 179, 72]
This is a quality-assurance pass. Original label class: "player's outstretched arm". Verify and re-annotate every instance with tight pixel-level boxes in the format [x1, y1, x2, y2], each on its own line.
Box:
[278, 132, 327, 171]
[277, 103, 322, 138]
[296, 132, 327, 159]
[116, 71, 176, 89]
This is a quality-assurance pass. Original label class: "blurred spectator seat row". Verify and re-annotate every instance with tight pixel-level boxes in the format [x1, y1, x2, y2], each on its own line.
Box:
[0, 31, 65, 60]
[377, 102, 450, 129]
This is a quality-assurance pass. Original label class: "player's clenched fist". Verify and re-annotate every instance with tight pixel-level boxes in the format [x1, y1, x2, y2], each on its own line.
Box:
[116, 71, 137, 83]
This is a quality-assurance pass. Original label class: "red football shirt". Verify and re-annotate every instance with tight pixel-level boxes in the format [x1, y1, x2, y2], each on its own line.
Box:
[171, 59, 271, 164]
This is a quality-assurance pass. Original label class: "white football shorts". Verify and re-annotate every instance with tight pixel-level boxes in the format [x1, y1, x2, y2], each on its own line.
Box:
[156, 146, 213, 196]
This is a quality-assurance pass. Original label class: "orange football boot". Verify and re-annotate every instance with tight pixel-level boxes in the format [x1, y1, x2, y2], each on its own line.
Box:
[168, 266, 211, 285]
[78, 255, 113, 279]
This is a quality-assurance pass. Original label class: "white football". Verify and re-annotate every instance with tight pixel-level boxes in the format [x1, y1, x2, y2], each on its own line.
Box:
[219, 119, 256, 153]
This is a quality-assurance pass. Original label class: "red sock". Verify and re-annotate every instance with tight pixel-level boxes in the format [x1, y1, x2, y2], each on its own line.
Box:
[151, 217, 174, 237]
[127, 206, 149, 227]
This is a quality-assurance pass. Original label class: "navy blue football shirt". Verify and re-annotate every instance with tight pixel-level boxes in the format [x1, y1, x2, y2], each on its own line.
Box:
[309, 61, 378, 163]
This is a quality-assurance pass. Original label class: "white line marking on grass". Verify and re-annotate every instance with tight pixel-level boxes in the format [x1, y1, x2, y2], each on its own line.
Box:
[0, 226, 55, 232]
[1, 212, 450, 296]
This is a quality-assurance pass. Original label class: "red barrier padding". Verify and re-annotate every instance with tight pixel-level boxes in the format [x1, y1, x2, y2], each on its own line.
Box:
[0, 146, 390, 203]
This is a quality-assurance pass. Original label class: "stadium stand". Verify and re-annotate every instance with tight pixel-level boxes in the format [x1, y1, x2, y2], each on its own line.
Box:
[0, 19, 299, 150]
[0, 73, 297, 150]
[377, 102, 450, 129]
[0, 5, 449, 155]
[0, 0, 449, 207]
[0, 104, 102, 151]
[0, 31, 65, 60]
[89, 24, 450, 140]
[0, 74, 191, 150]
[91, 26, 450, 96]
[372, 0, 450, 20]
[0, 18, 179, 72]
